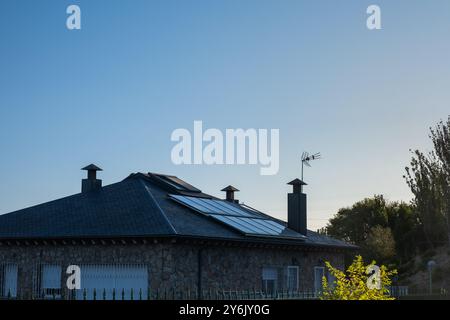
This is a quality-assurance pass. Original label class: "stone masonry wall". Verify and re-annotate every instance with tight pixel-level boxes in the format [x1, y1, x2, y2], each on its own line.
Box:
[0, 241, 345, 299]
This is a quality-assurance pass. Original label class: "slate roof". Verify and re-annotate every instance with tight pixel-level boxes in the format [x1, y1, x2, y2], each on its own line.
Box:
[0, 172, 356, 249]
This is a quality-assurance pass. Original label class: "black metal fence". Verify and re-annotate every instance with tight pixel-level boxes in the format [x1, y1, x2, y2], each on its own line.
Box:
[1, 286, 415, 300]
[2, 288, 320, 300]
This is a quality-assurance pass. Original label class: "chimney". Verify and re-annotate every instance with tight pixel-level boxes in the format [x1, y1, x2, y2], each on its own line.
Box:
[81, 164, 103, 193]
[287, 178, 307, 236]
[221, 185, 239, 203]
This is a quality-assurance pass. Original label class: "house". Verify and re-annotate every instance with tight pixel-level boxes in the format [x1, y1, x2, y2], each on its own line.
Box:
[0, 165, 356, 299]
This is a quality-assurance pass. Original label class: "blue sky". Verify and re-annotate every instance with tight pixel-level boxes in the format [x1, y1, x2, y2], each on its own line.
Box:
[1, 0, 449, 230]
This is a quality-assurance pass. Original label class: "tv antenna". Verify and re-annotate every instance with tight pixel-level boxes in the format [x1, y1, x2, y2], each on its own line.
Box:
[301, 151, 321, 180]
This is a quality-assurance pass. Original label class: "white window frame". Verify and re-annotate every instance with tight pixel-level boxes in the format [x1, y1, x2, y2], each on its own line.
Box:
[286, 266, 299, 292]
[262, 267, 278, 294]
[314, 266, 325, 294]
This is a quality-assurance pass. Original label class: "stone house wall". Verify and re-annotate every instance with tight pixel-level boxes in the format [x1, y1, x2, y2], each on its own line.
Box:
[0, 241, 345, 299]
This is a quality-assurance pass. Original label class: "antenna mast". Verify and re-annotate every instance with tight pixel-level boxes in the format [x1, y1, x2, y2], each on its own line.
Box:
[301, 152, 321, 180]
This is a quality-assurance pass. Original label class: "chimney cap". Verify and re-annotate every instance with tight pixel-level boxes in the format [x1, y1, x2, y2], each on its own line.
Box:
[82, 164, 103, 171]
[221, 185, 239, 192]
[287, 178, 307, 186]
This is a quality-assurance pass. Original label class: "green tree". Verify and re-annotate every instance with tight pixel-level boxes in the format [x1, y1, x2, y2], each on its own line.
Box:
[324, 195, 388, 245]
[322, 195, 419, 265]
[386, 202, 422, 262]
[365, 226, 396, 261]
[404, 116, 450, 247]
[321, 255, 397, 300]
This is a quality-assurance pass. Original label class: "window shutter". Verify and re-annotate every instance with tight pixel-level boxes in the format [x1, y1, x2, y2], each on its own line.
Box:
[3, 264, 18, 297]
[41, 265, 62, 289]
[262, 267, 278, 280]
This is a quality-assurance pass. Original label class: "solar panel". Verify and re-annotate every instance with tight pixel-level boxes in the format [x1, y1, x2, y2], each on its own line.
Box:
[169, 195, 306, 239]
[154, 174, 201, 192]
[161, 175, 201, 192]
[170, 195, 257, 217]
[210, 215, 256, 234]
[210, 215, 275, 235]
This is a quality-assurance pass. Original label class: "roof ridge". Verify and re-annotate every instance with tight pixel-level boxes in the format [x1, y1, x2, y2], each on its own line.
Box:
[138, 179, 178, 235]
[0, 181, 120, 217]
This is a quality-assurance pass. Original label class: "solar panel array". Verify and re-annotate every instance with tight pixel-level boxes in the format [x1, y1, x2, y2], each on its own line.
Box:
[170, 195, 255, 217]
[169, 195, 305, 239]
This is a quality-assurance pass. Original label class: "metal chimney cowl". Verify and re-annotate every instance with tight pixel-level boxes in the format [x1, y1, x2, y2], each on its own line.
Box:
[81, 164, 103, 193]
[221, 185, 239, 203]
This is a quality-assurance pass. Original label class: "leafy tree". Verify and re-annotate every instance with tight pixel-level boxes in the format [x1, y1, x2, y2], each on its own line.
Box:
[386, 202, 423, 262]
[404, 116, 450, 247]
[322, 195, 419, 264]
[321, 255, 397, 300]
[365, 226, 396, 261]
[324, 195, 388, 245]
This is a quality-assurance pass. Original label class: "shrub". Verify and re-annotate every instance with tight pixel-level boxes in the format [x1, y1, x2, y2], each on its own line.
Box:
[321, 255, 397, 300]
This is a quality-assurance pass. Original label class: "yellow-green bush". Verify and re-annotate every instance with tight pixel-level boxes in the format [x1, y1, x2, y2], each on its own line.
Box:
[321, 255, 397, 300]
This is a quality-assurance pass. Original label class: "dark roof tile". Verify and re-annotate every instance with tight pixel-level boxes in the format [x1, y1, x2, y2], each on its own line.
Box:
[0, 172, 356, 249]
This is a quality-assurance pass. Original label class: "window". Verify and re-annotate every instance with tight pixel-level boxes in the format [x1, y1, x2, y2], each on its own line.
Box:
[1, 264, 18, 298]
[76, 264, 148, 300]
[314, 266, 325, 294]
[327, 271, 336, 289]
[286, 266, 299, 291]
[41, 265, 62, 299]
[262, 267, 278, 294]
